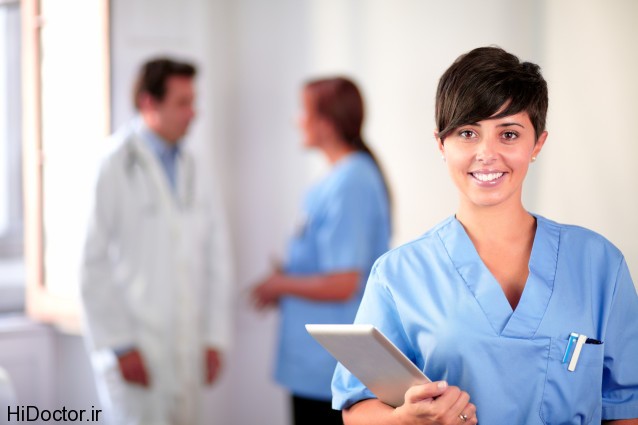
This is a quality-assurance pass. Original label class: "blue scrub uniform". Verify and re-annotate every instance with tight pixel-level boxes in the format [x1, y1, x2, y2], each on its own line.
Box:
[332, 214, 638, 424]
[276, 152, 391, 401]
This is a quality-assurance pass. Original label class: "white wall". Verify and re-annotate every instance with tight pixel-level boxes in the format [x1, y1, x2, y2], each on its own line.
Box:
[5, 1, 635, 425]
[535, 0, 638, 278]
[224, 1, 312, 423]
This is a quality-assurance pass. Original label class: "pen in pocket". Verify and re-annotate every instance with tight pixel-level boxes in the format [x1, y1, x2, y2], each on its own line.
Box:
[562, 332, 604, 372]
[567, 334, 588, 372]
[562, 332, 579, 364]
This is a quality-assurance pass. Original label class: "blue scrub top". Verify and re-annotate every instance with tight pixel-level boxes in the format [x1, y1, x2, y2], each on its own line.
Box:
[332, 214, 638, 424]
[276, 152, 391, 401]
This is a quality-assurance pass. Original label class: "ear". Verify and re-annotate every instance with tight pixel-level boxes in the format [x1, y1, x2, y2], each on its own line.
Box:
[434, 130, 445, 155]
[138, 92, 158, 112]
[531, 130, 548, 160]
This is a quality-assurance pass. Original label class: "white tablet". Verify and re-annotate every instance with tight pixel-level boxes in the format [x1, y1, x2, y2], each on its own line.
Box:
[306, 324, 430, 407]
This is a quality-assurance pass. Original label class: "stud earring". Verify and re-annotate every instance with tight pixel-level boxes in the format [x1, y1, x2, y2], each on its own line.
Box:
[441, 155, 446, 162]
[531, 156, 537, 162]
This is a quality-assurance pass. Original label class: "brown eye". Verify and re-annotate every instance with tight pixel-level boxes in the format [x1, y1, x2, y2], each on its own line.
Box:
[459, 130, 475, 139]
[502, 131, 518, 140]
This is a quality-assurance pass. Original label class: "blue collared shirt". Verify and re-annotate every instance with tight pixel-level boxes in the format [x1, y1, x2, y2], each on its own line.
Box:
[137, 122, 181, 192]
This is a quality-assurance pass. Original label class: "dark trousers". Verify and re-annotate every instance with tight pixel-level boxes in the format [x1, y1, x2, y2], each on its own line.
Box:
[292, 395, 344, 425]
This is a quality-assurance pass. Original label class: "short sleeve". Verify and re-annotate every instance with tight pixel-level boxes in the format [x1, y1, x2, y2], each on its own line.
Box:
[601, 258, 638, 419]
[331, 261, 415, 410]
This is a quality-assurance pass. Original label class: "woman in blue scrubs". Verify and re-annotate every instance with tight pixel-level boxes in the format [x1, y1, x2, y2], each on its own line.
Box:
[333, 47, 638, 424]
[252, 77, 391, 425]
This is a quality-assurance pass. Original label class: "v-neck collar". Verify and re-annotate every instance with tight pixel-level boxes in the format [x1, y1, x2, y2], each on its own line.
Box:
[437, 214, 560, 338]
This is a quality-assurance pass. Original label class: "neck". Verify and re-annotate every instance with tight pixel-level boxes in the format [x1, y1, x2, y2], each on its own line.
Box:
[141, 115, 179, 145]
[321, 137, 357, 164]
[456, 201, 535, 245]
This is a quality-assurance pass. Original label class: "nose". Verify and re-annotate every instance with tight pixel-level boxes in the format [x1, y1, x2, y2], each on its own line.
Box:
[475, 137, 497, 164]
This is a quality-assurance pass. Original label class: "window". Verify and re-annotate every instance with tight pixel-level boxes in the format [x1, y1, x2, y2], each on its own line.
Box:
[0, 0, 25, 313]
[22, 0, 110, 327]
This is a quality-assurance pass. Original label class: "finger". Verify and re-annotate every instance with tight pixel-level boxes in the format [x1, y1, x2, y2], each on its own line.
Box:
[406, 381, 449, 404]
[449, 389, 470, 411]
[428, 384, 462, 409]
[458, 403, 477, 424]
[448, 392, 472, 424]
[456, 411, 477, 424]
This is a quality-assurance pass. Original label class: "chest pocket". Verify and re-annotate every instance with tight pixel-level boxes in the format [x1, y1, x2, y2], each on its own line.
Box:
[540, 337, 604, 425]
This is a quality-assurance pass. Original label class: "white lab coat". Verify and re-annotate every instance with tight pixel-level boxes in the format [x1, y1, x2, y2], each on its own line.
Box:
[80, 123, 233, 425]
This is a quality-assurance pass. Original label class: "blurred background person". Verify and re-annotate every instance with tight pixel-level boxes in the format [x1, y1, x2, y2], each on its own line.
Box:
[251, 77, 392, 425]
[80, 57, 233, 425]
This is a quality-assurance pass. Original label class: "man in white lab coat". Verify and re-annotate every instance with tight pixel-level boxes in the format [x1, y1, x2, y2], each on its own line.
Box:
[81, 57, 233, 425]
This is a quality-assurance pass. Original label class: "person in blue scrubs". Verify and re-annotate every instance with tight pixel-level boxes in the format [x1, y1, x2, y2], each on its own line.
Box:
[333, 47, 638, 425]
[252, 77, 392, 425]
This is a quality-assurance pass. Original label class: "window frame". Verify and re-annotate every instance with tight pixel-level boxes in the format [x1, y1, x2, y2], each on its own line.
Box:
[22, 0, 111, 331]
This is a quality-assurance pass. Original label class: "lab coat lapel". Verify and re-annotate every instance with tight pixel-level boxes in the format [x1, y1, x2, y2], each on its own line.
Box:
[175, 152, 193, 209]
[130, 136, 180, 215]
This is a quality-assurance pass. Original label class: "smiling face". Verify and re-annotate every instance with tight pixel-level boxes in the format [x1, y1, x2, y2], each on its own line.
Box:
[438, 109, 547, 212]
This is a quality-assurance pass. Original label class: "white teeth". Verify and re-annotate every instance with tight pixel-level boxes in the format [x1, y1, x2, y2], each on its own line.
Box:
[472, 172, 504, 182]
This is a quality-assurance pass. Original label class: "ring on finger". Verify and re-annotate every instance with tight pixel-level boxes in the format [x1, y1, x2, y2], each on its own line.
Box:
[459, 413, 468, 422]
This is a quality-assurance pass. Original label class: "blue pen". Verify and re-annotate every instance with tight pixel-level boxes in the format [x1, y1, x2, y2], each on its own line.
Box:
[562, 332, 579, 363]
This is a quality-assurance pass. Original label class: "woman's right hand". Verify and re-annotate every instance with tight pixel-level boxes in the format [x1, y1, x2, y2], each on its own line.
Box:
[250, 271, 287, 310]
[392, 381, 477, 425]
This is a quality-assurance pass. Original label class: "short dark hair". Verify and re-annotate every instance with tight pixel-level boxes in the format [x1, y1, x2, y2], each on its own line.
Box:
[133, 57, 197, 110]
[435, 46, 548, 142]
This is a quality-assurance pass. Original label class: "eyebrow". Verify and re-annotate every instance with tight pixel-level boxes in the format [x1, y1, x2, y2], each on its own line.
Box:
[465, 121, 525, 128]
[497, 122, 525, 128]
